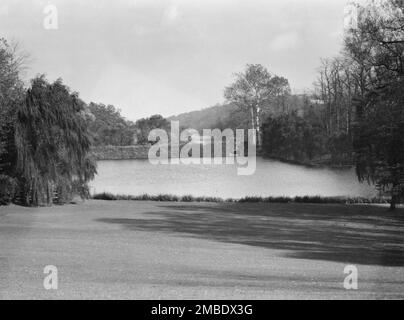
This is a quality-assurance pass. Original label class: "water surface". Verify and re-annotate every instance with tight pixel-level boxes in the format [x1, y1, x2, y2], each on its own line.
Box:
[90, 157, 376, 199]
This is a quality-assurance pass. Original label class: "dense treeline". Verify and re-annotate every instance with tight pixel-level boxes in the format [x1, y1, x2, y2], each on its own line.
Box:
[262, 111, 326, 164]
[249, 0, 404, 208]
[87, 103, 170, 147]
[314, 0, 404, 208]
[215, 0, 403, 208]
[261, 100, 353, 165]
[0, 38, 25, 204]
[134, 114, 170, 145]
[349, 0, 404, 209]
[88, 103, 136, 146]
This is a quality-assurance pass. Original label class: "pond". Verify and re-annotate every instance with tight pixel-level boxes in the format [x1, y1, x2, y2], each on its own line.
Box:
[90, 157, 376, 199]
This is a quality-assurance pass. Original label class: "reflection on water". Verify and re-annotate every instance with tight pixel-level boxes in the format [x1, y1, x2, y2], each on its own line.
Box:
[90, 157, 377, 199]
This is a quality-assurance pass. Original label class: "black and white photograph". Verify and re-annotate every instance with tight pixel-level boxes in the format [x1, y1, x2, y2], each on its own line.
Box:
[0, 0, 403, 305]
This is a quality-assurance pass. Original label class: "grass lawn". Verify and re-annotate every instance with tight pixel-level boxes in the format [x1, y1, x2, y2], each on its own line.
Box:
[0, 200, 403, 299]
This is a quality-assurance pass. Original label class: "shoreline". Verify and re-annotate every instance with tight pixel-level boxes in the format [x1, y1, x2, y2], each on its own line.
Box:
[261, 155, 353, 169]
[91, 192, 390, 205]
[92, 145, 353, 169]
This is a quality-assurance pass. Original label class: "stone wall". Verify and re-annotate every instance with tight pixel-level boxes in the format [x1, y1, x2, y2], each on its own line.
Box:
[92, 142, 249, 160]
[91, 145, 150, 160]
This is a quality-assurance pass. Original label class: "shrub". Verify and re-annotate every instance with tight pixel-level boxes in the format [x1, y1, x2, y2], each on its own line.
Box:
[91, 192, 389, 205]
[0, 175, 18, 205]
[181, 195, 194, 202]
[92, 192, 117, 200]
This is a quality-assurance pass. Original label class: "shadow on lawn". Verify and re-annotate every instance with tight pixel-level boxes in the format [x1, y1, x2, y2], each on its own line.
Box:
[97, 203, 404, 267]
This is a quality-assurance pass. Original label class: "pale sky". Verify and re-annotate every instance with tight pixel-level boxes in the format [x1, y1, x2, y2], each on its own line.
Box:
[0, 0, 350, 121]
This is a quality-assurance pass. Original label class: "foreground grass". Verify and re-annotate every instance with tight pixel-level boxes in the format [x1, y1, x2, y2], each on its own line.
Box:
[1, 200, 403, 299]
[92, 192, 389, 204]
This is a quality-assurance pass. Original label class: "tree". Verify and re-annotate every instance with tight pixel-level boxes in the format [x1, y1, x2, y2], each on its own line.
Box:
[0, 39, 26, 204]
[224, 64, 290, 147]
[134, 114, 170, 145]
[262, 111, 325, 162]
[88, 102, 135, 146]
[316, 57, 358, 137]
[15, 76, 97, 206]
[346, 0, 404, 209]
[0, 38, 25, 170]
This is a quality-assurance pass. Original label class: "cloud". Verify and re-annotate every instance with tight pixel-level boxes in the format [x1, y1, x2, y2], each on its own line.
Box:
[268, 32, 300, 52]
[1, 0, 348, 119]
[0, 5, 9, 15]
[87, 63, 207, 120]
[162, 2, 180, 25]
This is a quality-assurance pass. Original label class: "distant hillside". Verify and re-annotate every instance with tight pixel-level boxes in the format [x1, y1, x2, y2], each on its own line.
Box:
[168, 95, 311, 132]
[168, 104, 250, 132]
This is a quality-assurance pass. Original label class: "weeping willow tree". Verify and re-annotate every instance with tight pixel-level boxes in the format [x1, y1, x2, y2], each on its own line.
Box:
[15, 76, 96, 206]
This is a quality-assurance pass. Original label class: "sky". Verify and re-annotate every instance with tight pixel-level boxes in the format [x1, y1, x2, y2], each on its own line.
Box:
[0, 0, 351, 121]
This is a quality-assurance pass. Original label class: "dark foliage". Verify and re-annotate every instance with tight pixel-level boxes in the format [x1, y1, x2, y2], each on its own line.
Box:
[14, 76, 97, 206]
[88, 102, 136, 146]
[134, 114, 170, 145]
